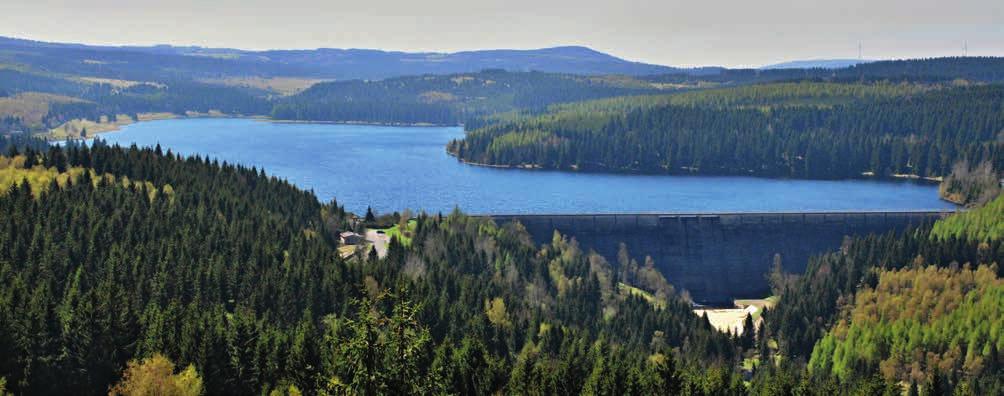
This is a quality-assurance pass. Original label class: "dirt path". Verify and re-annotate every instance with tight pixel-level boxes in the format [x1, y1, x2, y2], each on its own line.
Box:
[365, 229, 389, 258]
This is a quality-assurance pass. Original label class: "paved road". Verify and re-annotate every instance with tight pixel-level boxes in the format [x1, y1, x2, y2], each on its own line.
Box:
[365, 229, 389, 258]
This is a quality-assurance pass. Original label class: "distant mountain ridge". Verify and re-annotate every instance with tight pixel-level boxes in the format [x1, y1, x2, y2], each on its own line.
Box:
[4, 33, 1004, 137]
[259, 45, 682, 78]
[760, 59, 872, 69]
[0, 36, 682, 80]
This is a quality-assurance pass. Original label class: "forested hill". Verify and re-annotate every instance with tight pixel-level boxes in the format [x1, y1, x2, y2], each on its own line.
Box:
[252, 46, 681, 80]
[1, 142, 1001, 394]
[844, 57, 1004, 82]
[808, 265, 1002, 386]
[759, 59, 869, 70]
[0, 36, 680, 81]
[0, 67, 658, 135]
[760, 194, 1004, 395]
[644, 57, 1004, 85]
[3, 38, 1003, 137]
[0, 143, 742, 395]
[0, 36, 682, 134]
[0, 67, 271, 136]
[450, 81, 1004, 180]
[271, 70, 664, 125]
[265, 57, 1004, 126]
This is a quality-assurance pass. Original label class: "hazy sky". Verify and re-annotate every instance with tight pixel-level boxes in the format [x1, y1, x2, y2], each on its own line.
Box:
[1, 0, 1001, 67]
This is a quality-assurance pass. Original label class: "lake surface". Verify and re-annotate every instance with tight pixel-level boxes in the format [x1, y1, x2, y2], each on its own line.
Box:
[97, 118, 956, 214]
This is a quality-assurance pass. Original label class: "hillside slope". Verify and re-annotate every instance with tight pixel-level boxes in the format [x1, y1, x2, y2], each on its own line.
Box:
[450, 81, 1004, 180]
[0, 37, 680, 81]
[272, 70, 665, 124]
[0, 143, 738, 395]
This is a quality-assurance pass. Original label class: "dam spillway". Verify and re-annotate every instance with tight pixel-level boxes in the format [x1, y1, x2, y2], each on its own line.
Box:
[487, 211, 953, 304]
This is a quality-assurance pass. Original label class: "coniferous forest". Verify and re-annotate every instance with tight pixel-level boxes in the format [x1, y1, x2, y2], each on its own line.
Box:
[450, 82, 1004, 182]
[270, 70, 663, 125]
[1, 36, 1003, 396]
[1, 143, 745, 395]
[0, 141, 1001, 395]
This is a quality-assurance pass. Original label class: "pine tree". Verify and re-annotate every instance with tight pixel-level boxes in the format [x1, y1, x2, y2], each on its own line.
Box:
[741, 313, 756, 350]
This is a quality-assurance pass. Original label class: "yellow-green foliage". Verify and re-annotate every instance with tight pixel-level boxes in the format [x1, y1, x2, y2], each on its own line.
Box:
[0, 156, 89, 195]
[109, 354, 203, 396]
[199, 76, 326, 95]
[808, 265, 1003, 383]
[931, 194, 1004, 242]
[487, 130, 549, 153]
[0, 155, 172, 202]
[542, 231, 620, 320]
[485, 297, 512, 328]
[546, 231, 584, 298]
[266, 383, 303, 396]
[617, 282, 665, 309]
[374, 219, 416, 246]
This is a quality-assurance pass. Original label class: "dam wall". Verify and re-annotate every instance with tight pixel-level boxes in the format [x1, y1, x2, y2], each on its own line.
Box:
[487, 211, 952, 304]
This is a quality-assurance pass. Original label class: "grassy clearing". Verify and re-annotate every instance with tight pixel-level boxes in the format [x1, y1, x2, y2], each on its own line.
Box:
[44, 112, 180, 140]
[617, 282, 666, 309]
[183, 110, 227, 118]
[46, 115, 134, 139]
[588, 74, 679, 90]
[419, 91, 458, 103]
[0, 92, 84, 127]
[0, 62, 31, 72]
[135, 112, 180, 122]
[372, 219, 417, 246]
[77, 77, 165, 89]
[199, 77, 329, 95]
[184, 52, 241, 60]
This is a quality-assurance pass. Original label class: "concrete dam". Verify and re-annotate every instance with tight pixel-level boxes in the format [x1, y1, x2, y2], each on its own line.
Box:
[488, 211, 952, 304]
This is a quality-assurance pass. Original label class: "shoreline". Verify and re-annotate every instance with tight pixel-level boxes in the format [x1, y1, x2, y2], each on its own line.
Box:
[46, 116, 958, 211]
[42, 115, 462, 141]
[447, 150, 951, 188]
[446, 151, 542, 169]
[448, 149, 958, 208]
[39, 113, 266, 141]
[266, 119, 462, 128]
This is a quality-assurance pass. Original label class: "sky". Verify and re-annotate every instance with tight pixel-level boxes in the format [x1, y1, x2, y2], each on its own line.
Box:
[1, 0, 1001, 68]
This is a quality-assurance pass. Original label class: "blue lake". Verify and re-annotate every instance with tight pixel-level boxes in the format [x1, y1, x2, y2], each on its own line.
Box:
[96, 118, 956, 214]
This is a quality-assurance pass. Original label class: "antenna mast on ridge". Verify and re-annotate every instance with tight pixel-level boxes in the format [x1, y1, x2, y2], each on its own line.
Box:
[858, 42, 862, 60]
[963, 41, 968, 57]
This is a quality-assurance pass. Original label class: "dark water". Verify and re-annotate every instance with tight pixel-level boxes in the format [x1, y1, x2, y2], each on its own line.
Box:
[96, 118, 955, 214]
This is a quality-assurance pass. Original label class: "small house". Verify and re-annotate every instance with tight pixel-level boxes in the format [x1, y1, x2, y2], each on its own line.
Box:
[340, 231, 364, 245]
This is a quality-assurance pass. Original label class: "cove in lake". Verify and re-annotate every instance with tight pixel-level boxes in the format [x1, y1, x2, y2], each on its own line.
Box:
[96, 118, 955, 215]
